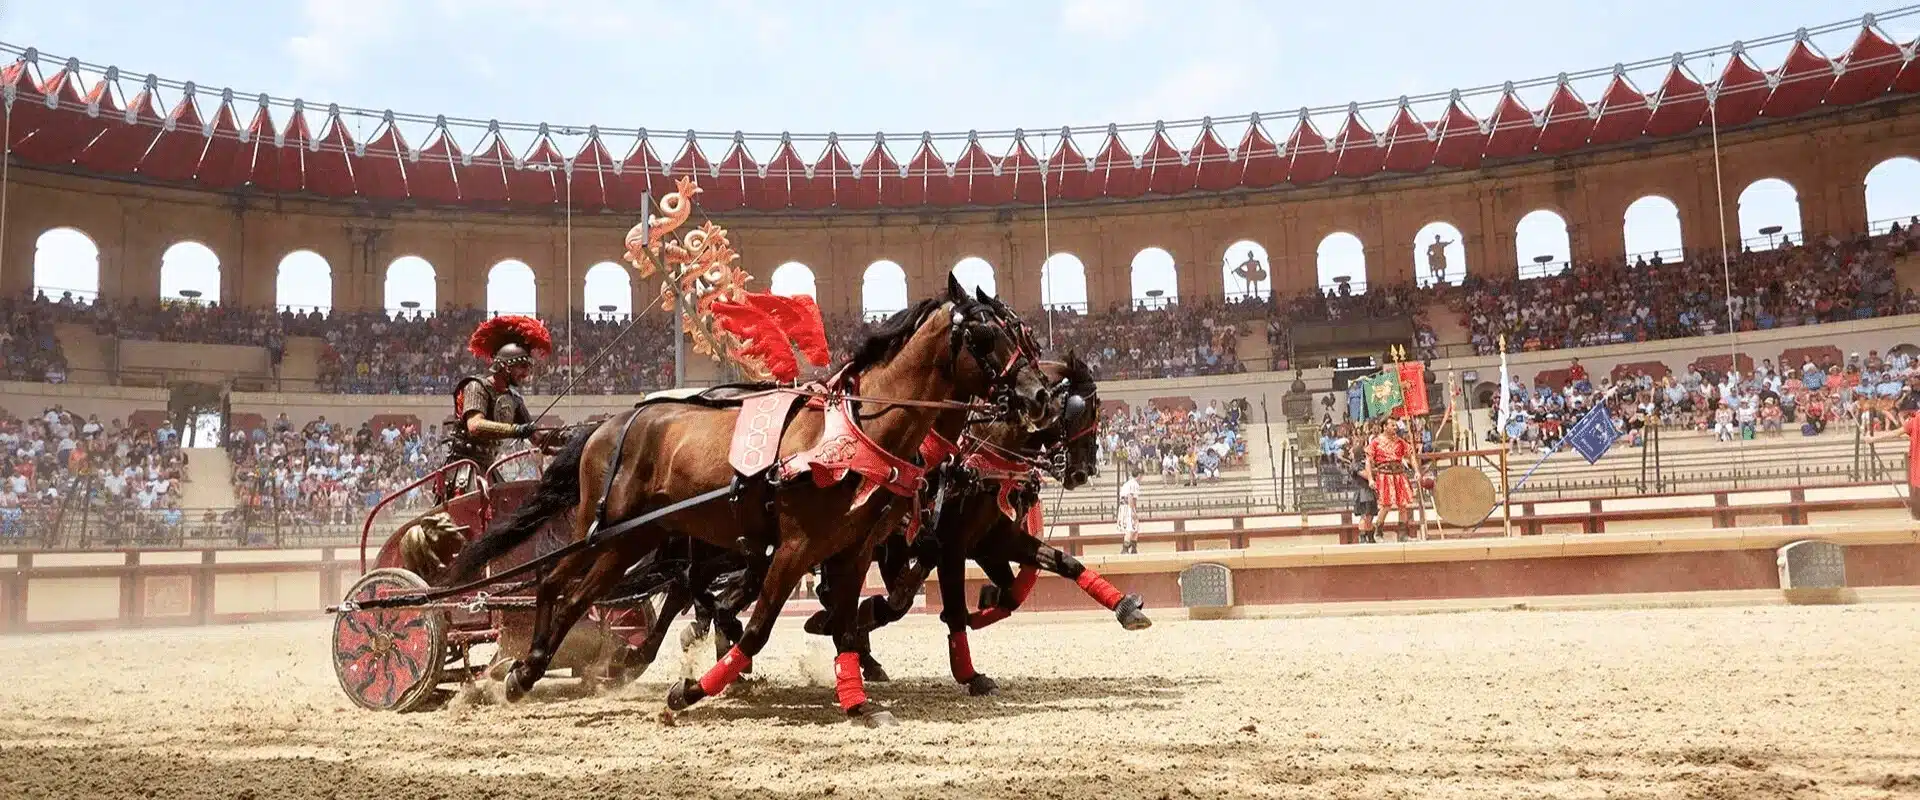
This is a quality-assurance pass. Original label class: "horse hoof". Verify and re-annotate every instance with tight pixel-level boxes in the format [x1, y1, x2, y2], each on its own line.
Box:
[965, 674, 999, 697]
[863, 664, 891, 683]
[802, 610, 831, 636]
[502, 666, 531, 703]
[1116, 594, 1154, 631]
[977, 584, 1001, 611]
[850, 708, 899, 728]
[666, 679, 705, 712]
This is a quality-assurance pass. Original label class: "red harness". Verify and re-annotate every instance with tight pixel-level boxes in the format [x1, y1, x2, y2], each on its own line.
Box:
[780, 394, 927, 510]
[919, 430, 1045, 535]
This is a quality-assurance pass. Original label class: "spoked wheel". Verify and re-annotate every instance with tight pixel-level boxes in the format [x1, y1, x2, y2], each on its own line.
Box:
[332, 568, 448, 712]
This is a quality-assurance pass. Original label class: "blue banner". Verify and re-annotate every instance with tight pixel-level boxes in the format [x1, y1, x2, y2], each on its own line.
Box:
[1565, 404, 1620, 465]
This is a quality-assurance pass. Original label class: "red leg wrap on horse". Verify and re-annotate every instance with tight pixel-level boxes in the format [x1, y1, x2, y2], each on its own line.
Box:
[1076, 568, 1125, 610]
[947, 630, 978, 683]
[697, 645, 752, 696]
[967, 565, 1040, 629]
[833, 651, 868, 711]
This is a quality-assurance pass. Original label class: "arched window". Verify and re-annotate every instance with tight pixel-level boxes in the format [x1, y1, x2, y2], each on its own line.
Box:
[770, 261, 817, 298]
[31, 227, 99, 304]
[1515, 209, 1572, 279]
[275, 250, 332, 312]
[1315, 232, 1366, 295]
[1737, 178, 1802, 250]
[1040, 253, 1088, 312]
[1622, 196, 1684, 264]
[1129, 247, 1177, 308]
[1411, 223, 1466, 288]
[1864, 157, 1920, 234]
[862, 260, 909, 320]
[1221, 240, 1270, 301]
[952, 256, 997, 298]
[159, 241, 221, 303]
[385, 256, 437, 317]
[487, 259, 537, 316]
[582, 261, 631, 319]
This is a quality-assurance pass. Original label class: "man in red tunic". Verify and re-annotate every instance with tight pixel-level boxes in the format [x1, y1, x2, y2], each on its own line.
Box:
[1363, 420, 1419, 541]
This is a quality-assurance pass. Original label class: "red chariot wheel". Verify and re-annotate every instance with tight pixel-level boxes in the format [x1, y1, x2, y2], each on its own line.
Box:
[332, 568, 448, 712]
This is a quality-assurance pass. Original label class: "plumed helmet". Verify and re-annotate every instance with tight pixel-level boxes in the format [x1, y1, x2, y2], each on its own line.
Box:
[468, 315, 553, 368]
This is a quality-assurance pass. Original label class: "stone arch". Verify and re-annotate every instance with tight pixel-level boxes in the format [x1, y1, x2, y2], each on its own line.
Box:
[1315, 232, 1366, 295]
[1515, 209, 1572, 279]
[159, 241, 221, 303]
[1736, 178, 1802, 250]
[1622, 195, 1684, 264]
[1865, 157, 1920, 233]
[385, 256, 437, 317]
[1129, 247, 1177, 308]
[1040, 253, 1088, 311]
[275, 250, 332, 312]
[32, 227, 99, 303]
[771, 261, 817, 298]
[952, 256, 997, 297]
[1411, 222, 1466, 288]
[487, 259, 537, 316]
[1221, 240, 1270, 301]
[582, 261, 630, 318]
[862, 260, 909, 320]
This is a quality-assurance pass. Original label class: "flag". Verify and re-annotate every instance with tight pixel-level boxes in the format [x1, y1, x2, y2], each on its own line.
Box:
[1497, 348, 1513, 438]
[1396, 362, 1430, 417]
[1362, 371, 1404, 419]
[1564, 403, 1621, 465]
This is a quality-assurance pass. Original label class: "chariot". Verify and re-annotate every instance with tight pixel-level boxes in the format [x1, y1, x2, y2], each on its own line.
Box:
[329, 450, 659, 712]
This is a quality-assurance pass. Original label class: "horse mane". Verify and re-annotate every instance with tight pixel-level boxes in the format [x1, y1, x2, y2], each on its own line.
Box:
[845, 298, 944, 376]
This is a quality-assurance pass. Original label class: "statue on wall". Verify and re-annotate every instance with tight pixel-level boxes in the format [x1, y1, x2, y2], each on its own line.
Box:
[1426, 234, 1453, 284]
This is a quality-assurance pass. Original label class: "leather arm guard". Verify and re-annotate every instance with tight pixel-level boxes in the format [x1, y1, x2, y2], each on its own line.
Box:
[468, 418, 536, 440]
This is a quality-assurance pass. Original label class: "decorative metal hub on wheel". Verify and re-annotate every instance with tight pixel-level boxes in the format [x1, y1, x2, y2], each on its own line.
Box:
[332, 568, 448, 712]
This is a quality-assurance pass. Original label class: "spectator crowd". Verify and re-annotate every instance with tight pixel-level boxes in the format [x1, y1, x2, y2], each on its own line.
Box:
[5, 224, 1918, 393]
[1099, 399, 1251, 486]
[226, 413, 446, 528]
[0, 406, 189, 542]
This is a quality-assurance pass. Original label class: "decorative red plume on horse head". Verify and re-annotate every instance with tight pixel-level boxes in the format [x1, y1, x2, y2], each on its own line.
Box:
[467, 315, 554, 360]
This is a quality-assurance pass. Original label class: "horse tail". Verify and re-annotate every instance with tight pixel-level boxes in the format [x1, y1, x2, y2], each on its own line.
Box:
[443, 425, 596, 585]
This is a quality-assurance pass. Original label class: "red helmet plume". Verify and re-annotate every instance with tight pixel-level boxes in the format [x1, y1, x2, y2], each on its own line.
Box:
[467, 315, 554, 360]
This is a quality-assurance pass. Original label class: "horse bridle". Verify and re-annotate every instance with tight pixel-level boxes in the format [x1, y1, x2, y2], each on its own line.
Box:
[949, 300, 1046, 425]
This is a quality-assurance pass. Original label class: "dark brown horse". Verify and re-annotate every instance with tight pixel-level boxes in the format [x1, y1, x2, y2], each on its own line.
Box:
[444, 277, 1053, 725]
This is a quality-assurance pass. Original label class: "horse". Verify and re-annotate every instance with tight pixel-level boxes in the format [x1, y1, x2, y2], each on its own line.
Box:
[825, 352, 1152, 695]
[443, 276, 1055, 725]
[604, 355, 1103, 687]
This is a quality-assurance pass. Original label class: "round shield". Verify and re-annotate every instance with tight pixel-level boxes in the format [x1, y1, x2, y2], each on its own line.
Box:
[1432, 465, 1498, 528]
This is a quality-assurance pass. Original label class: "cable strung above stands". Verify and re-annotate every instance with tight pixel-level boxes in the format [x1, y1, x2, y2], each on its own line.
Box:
[1, 9, 1918, 212]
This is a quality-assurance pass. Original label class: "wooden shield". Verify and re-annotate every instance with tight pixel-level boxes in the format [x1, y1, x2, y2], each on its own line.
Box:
[1433, 466, 1498, 527]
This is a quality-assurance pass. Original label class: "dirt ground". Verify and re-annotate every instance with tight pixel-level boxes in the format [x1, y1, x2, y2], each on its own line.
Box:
[0, 604, 1916, 799]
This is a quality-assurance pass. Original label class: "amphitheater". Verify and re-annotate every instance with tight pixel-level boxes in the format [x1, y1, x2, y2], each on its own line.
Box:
[6, 11, 1920, 800]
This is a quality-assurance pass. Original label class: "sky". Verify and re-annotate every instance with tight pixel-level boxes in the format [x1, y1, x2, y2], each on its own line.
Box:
[10, 0, 1920, 313]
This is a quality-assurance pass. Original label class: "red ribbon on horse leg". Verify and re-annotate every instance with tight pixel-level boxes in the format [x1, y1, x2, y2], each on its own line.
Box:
[947, 631, 979, 684]
[968, 565, 1040, 629]
[1075, 568, 1126, 611]
[833, 651, 869, 711]
[698, 645, 753, 696]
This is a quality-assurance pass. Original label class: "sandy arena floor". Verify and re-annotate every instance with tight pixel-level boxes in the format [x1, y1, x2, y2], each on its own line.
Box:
[0, 604, 1916, 799]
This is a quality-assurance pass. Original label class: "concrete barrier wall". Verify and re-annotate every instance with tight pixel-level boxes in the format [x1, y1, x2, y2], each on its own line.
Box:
[6, 520, 1918, 634]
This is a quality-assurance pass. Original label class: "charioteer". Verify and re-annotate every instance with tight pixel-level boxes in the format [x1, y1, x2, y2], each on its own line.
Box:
[441, 315, 555, 501]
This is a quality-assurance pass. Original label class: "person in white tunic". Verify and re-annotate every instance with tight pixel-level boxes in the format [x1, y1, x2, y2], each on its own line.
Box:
[1117, 470, 1141, 554]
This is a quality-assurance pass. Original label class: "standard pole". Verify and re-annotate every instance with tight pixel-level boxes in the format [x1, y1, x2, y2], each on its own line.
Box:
[1260, 397, 1280, 512]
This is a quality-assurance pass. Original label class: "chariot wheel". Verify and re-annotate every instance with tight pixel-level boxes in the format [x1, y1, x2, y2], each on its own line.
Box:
[332, 568, 448, 712]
